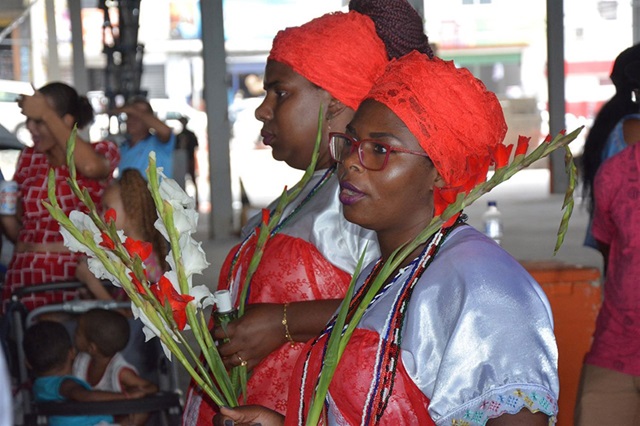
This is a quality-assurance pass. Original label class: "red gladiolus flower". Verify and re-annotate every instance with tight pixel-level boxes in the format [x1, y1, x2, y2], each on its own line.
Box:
[515, 136, 531, 157]
[433, 186, 459, 217]
[124, 237, 152, 261]
[105, 208, 117, 224]
[543, 134, 552, 143]
[261, 208, 270, 226]
[99, 232, 115, 250]
[129, 271, 147, 294]
[491, 144, 514, 169]
[463, 156, 491, 193]
[153, 276, 194, 330]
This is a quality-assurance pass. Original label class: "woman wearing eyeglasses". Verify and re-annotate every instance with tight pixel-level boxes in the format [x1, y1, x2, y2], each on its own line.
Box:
[213, 52, 559, 426]
[182, 0, 434, 420]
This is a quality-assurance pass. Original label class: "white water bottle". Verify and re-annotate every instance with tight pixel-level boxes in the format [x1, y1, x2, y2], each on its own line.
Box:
[482, 200, 503, 245]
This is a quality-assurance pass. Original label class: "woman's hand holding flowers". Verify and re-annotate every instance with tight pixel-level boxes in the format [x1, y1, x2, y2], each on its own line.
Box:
[213, 405, 284, 426]
[213, 303, 291, 371]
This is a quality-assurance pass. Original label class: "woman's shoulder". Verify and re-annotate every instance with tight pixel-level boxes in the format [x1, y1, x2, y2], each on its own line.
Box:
[421, 226, 541, 298]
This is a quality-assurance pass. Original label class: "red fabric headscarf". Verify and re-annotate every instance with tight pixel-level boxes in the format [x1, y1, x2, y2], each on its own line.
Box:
[268, 11, 389, 111]
[366, 51, 507, 189]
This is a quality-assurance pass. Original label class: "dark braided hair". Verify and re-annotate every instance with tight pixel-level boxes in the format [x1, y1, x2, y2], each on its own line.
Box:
[580, 43, 640, 213]
[349, 0, 434, 60]
[119, 169, 169, 272]
[38, 82, 94, 129]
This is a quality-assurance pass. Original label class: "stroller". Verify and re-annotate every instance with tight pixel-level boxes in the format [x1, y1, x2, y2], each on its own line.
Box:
[1, 280, 184, 426]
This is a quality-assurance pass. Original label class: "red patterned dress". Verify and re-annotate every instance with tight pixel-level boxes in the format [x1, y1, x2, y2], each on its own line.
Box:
[182, 169, 379, 423]
[1, 141, 119, 311]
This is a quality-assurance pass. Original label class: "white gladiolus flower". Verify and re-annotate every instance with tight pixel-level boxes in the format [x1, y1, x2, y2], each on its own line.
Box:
[60, 211, 101, 254]
[131, 303, 178, 360]
[162, 270, 182, 294]
[159, 173, 196, 210]
[154, 203, 198, 240]
[87, 257, 120, 285]
[190, 285, 215, 309]
[166, 234, 210, 278]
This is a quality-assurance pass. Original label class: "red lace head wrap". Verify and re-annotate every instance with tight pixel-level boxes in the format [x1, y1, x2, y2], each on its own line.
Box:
[366, 51, 507, 189]
[268, 11, 388, 110]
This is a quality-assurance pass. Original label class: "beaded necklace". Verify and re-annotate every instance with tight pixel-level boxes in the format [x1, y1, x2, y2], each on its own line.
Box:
[226, 166, 336, 302]
[297, 221, 460, 425]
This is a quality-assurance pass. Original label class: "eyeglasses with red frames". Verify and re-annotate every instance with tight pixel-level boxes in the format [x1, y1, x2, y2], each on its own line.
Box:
[329, 132, 430, 171]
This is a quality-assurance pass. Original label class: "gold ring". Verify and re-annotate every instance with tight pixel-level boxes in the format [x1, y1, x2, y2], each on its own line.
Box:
[236, 353, 247, 367]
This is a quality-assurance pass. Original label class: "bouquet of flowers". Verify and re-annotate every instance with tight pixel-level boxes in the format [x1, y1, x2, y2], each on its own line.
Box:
[44, 110, 326, 408]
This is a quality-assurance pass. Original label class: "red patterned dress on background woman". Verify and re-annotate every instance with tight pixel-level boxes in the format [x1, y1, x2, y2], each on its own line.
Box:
[1, 141, 119, 311]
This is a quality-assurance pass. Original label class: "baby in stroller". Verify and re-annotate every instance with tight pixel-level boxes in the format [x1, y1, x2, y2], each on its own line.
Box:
[73, 308, 158, 425]
[23, 320, 146, 425]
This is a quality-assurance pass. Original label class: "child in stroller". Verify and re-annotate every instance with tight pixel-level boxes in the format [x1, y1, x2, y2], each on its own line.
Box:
[23, 320, 144, 425]
[73, 308, 158, 425]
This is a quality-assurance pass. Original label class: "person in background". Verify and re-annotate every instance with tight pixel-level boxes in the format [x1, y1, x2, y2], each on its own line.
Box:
[175, 116, 199, 208]
[73, 309, 158, 426]
[115, 96, 176, 179]
[580, 43, 640, 250]
[0, 82, 119, 313]
[23, 320, 145, 426]
[75, 168, 168, 302]
[214, 51, 558, 426]
[574, 60, 640, 426]
[182, 0, 433, 421]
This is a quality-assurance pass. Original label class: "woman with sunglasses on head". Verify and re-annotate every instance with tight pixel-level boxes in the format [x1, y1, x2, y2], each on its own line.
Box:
[183, 0, 434, 420]
[0, 82, 119, 313]
[214, 52, 559, 426]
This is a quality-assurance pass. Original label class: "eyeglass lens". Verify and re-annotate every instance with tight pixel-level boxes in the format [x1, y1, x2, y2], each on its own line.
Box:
[331, 135, 387, 171]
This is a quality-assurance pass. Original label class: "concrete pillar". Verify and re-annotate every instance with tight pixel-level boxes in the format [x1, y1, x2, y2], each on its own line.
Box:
[200, 0, 233, 239]
[546, 0, 568, 194]
[44, 0, 60, 81]
[68, 0, 89, 94]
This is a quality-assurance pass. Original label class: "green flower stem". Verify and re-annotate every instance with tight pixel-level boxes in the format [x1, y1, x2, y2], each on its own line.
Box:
[305, 128, 583, 425]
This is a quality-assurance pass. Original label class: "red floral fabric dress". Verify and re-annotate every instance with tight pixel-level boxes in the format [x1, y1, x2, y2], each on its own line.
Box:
[286, 329, 434, 426]
[1, 142, 119, 311]
[182, 170, 379, 424]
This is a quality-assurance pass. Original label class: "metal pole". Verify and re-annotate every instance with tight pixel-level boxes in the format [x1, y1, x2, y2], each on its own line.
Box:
[633, 0, 640, 44]
[546, 0, 567, 194]
[200, 0, 233, 239]
[44, 0, 60, 81]
[68, 0, 89, 94]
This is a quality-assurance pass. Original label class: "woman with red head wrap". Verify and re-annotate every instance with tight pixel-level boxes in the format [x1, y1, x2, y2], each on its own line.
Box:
[182, 1, 432, 421]
[213, 52, 559, 426]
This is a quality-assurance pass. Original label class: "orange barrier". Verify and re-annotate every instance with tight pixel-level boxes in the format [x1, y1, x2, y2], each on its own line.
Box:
[521, 261, 602, 426]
